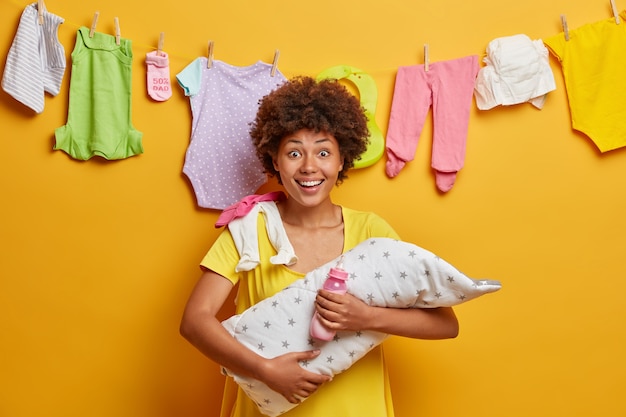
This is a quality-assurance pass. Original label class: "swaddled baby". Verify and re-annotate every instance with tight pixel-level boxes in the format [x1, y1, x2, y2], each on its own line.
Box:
[221, 237, 501, 417]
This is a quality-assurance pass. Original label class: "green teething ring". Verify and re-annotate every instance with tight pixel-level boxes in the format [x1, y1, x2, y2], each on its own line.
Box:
[316, 65, 384, 169]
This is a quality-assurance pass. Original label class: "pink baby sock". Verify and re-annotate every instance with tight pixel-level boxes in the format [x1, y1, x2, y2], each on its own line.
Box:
[385, 149, 407, 178]
[145, 51, 172, 101]
[435, 171, 458, 193]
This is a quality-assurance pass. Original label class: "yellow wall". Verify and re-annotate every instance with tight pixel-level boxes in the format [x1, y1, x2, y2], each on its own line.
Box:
[1, 0, 625, 416]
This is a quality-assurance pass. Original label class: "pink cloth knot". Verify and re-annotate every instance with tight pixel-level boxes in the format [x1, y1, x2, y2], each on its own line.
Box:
[215, 191, 287, 228]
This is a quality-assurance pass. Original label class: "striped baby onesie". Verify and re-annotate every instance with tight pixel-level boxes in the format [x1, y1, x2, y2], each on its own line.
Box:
[2, 2, 66, 113]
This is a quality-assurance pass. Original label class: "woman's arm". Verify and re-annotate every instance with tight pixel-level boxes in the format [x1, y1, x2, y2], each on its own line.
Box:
[314, 290, 459, 339]
[180, 270, 332, 403]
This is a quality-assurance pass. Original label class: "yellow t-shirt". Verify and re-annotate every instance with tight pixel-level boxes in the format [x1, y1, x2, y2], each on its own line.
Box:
[201, 206, 400, 417]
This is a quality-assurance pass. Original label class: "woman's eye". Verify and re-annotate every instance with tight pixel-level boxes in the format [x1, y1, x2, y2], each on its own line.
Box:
[319, 150, 330, 157]
[288, 150, 301, 158]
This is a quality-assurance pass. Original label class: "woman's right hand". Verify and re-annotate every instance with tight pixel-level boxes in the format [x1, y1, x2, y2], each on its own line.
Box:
[180, 271, 332, 404]
[259, 350, 332, 404]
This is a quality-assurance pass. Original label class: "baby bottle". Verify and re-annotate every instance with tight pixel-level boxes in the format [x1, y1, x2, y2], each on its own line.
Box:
[310, 257, 349, 341]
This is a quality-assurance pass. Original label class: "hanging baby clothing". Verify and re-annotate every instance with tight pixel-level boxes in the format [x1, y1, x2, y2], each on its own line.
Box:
[543, 11, 626, 153]
[2, 2, 65, 114]
[176, 59, 286, 210]
[385, 55, 479, 193]
[474, 34, 556, 110]
[145, 50, 172, 101]
[54, 27, 143, 160]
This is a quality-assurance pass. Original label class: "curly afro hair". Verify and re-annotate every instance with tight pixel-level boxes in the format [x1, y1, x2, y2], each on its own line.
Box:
[250, 76, 369, 184]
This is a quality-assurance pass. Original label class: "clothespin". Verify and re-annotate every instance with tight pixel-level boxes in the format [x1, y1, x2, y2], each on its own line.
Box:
[157, 32, 165, 56]
[114, 17, 121, 45]
[561, 14, 570, 41]
[207, 41, 214, 69]
[610, 0, 621, 24]
[424, 44, 430, 72]
[271, 49, 280, 77]
[37, 0, 45, 25]
[89, 11, 99, 38]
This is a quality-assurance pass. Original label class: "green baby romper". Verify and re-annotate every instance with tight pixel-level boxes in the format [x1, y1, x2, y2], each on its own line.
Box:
[55, 26, 143, 160]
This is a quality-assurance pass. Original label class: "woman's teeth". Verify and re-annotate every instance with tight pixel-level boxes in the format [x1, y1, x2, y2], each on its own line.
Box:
[298, 180, 323, 187]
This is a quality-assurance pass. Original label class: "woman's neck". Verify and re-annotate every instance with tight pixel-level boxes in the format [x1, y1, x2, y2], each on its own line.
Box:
[278, 198, 342, 229]
[277, 197, 345, 273]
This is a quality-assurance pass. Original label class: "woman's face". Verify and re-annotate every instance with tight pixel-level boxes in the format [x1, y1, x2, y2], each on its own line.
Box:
[272, 129, 344, 208]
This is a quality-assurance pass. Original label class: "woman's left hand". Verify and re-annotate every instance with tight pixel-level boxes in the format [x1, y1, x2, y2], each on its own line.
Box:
[314, 290, 373, 332]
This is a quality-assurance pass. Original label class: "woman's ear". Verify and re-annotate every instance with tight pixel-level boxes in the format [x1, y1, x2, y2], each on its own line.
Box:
[272, 154, 279, 171]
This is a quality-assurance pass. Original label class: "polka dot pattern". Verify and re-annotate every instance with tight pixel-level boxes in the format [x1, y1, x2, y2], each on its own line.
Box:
[177, 59, 286, 209]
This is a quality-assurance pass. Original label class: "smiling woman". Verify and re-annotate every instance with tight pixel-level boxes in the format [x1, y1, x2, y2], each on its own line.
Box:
[272, 129, 344, 211]
[250, 76, 369, 184]
[3, 1, 625, 417]
[179, 76, 459, 417]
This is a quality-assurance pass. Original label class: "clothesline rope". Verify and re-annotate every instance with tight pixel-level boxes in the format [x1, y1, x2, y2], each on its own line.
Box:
[2, 0, 466, 76]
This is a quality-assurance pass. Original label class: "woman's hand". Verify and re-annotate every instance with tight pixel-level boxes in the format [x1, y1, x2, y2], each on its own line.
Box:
[259, 350, 332, 404]
[314, 290, 372, 332]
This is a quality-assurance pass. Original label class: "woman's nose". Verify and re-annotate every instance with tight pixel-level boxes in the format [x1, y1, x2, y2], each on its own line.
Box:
[299, 154, 318, 172]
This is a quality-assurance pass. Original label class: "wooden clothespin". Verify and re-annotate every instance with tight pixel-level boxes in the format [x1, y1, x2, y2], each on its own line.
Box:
[114, 17, 121, 45]
[89, 11, 99, 38]
[424, 44, 430, 72]
[561, 14, 570, 41]
[610, 0, 621, 24]
[37, 0, 45, 25]
[157, 32, 165, 56]
[271, 49, 280, 77]
[207, 41, 214, 69]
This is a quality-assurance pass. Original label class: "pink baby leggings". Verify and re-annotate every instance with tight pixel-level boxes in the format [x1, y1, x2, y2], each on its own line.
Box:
[386, 55, 478, 192]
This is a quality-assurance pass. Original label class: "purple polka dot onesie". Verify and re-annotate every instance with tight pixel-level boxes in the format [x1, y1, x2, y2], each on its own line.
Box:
[176, 59, 286, 209]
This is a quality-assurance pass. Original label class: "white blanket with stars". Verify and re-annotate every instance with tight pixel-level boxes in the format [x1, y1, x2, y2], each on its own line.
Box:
[221, 237, 501, 416]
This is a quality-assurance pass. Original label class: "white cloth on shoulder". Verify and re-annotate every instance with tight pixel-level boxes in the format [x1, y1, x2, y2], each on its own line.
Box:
[227, 201, 298, 272]
[221, 237, 501, 416]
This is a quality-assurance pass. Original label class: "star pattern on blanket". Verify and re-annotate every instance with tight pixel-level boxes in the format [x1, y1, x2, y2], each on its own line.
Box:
[221, 237, 501, 417]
